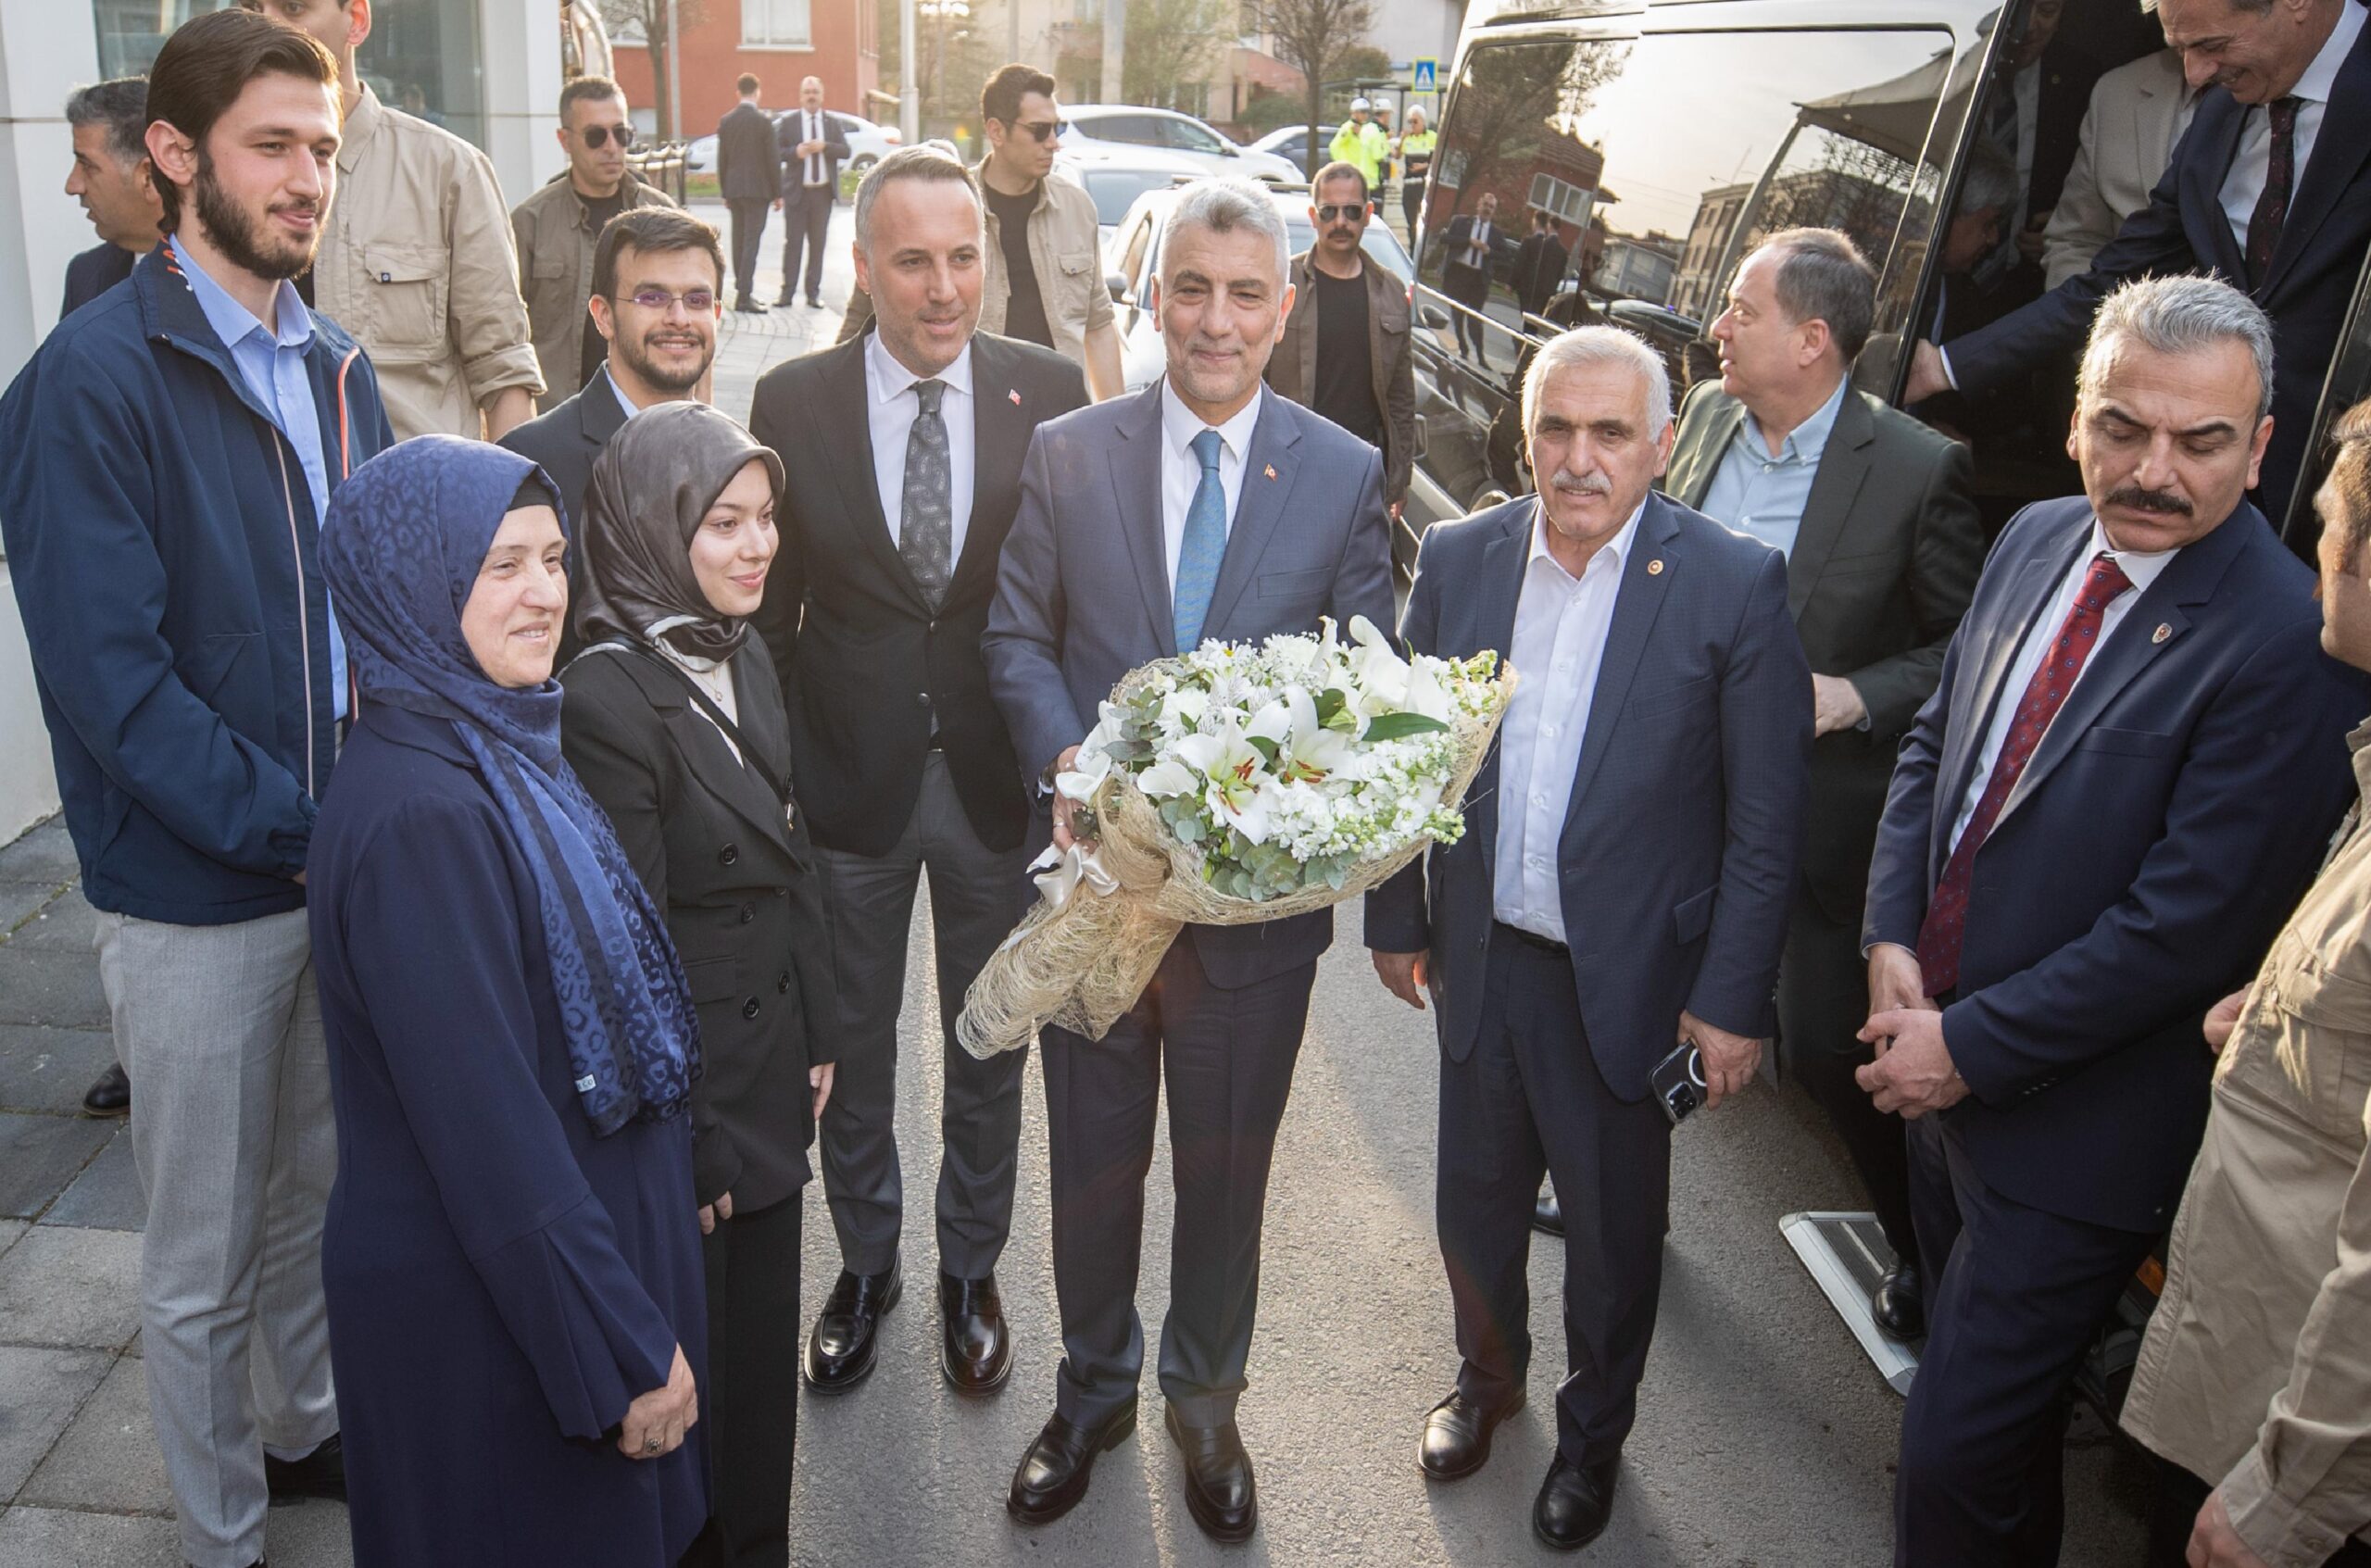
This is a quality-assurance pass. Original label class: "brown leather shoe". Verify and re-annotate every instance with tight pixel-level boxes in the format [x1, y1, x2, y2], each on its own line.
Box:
[1007, 1399, 1136, 1525]
[1418, 1388, 1524, 1481]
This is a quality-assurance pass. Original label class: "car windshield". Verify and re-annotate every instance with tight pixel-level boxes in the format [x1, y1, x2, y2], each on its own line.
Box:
[1083, 169, 1186, 226]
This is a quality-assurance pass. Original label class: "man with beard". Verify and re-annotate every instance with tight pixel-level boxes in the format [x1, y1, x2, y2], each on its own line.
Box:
[62, 78, 161, 318]
[985, 178, 1394, 1541]
[0, 12, 395, 1567]
[502, 206, 724, 666]
[1862, 275, 2366, 1567]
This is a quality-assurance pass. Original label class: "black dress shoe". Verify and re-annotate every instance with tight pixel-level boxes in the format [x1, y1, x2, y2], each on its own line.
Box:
[734, 296, 768, 314]
[940, 1272, 1011, 1394]
[264, 1433, 345, 1503]
[1534, 1451, 1619, 1551]
[1164, 1405, 1257, 1544]
[803, 1259, 900, 1392]
[82, 1062, 130, 1118]
[1418, 1388, 1524, 1481]
[1872, 1261, 1926, 1340]
[1007, 1399, 1136, 1525]
[1532, 1185, 1563, 1237]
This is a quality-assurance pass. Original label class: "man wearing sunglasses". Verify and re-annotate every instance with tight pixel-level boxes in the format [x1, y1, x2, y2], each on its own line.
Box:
[511, 74, 680, 412]
[1263, 160, 1415, 519]
[839, 64, 1122, 401]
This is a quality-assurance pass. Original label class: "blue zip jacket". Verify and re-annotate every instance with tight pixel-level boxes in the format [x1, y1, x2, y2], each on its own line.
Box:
[0, 246, 395, 925]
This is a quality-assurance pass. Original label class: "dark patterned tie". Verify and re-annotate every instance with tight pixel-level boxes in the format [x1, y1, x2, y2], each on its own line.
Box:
[1916, 552, 2132, 997]
[899, 378, 952, 609]
[2245, 96, 2301, 286]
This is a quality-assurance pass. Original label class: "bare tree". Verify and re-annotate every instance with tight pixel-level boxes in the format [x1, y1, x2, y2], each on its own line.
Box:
[1248, 0, 1375, 177]
[599, 0, 709, 140]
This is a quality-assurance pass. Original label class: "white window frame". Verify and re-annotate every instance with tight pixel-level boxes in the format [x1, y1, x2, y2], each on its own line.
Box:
[743, 0, 813, 48]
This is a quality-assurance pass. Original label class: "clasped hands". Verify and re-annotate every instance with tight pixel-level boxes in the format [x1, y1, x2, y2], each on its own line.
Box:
[1856, 942, 1967, 1119]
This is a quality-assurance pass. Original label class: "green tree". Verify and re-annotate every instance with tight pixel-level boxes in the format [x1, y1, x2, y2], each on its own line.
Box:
[1122, 0, 1230, 112]
[1247, 0, 1376, 177]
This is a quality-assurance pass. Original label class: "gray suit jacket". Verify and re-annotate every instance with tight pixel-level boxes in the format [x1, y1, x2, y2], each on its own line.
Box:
[1663, 381, 1981, 922]
[1363, 492, 1812, 1096]
[985, 382, 1397, 989]
[2041, 48, 2189, 291]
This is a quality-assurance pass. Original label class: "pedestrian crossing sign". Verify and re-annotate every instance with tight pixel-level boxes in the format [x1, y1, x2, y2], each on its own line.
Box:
[1411, 58, 1437, 93]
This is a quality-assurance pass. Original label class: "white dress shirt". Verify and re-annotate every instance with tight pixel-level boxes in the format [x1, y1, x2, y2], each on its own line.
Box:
[2217, 0, 2362, 252]
[658, 643, 743, 765]
[1461, 220, 1495, 270]
[800, 109, 829, 187]
[1947, 517, 2177, 853]
[866, 331, 976, 562]
[1158, 379, 1261, 587]
[1493, 499, 1645, 944]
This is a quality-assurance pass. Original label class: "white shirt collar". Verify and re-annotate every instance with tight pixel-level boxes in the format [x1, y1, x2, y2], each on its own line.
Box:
[1528, 495, 1646, 585]
[2297, 0, 2364, 106]
[1159, 379, 1264, 464]
[2088, 516, 2178, 592]
[867, 331, 974, 406]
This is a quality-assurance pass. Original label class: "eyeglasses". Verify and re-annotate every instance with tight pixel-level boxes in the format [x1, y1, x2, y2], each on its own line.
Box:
[625, 287, 717, 313]
[580, 124, 635, 150]
[1010, 120, 1060, 144]
[1314, 204, 1368, 224]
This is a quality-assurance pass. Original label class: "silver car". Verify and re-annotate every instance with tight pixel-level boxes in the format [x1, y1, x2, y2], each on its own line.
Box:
[1056, 105, 1300, 184]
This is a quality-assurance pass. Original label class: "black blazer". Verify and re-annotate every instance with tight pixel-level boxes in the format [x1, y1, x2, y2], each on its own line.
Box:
[773, 108, 852, 194]
[62, 241, 135, 317]
[1440, 215, 1507, 284]
[715, 101, 782, 202]
[1665, 382, 1983, 923]
[499, 366, 630, 667]
[747, 328, 1088, 858]
[1508, 232, 1567, 317]
[559, 644, 836, 1215]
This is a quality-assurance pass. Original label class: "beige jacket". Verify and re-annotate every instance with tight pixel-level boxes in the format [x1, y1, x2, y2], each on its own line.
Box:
[836, 166, 1113, 365]
[1263, 249, 1415, 503]
[510, 171, 678, 411]
[313, 87, 543, 439]
[2121, 718, 2371, 1565]
[2041, 49, 2193, 290]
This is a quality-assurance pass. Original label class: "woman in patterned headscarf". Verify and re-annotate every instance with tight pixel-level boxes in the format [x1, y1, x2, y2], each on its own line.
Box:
[561, 400, 837, 1568]
[307, 434, 709, 1567]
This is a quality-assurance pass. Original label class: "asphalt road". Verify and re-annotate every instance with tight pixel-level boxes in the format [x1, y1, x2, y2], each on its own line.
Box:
[783, 894, 2154, 1567]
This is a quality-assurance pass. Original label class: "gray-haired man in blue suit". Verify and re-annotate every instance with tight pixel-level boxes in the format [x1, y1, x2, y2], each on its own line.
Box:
[985, 178, 1396, 1541]
[1366, 325, 1812, 1551]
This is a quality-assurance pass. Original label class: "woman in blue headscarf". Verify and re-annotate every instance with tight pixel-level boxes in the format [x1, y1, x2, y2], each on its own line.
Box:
[307, 434, 709, 1567]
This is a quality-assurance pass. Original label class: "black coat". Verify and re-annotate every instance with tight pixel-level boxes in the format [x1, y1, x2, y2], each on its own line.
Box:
[1509, 232, 1568, 317]
[715, 101, 782, 203]
[559, 646, 836, 1215]
[747, 328, 1088, 858]
[499, 366, 630, 667]
[61, 241, 134, 316]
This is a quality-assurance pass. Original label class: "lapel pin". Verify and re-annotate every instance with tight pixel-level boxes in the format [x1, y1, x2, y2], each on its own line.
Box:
[1263, 464, 1277, 481]
[1008, 388, 1022, 406]
[1647, 558, 1665, 575]
[2151, 622, 2171, 644]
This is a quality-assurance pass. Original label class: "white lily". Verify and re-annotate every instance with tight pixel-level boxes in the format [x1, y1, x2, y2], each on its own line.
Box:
[1344, 614, 1412, 712]
[1136, 758, 1199, 798]
[1159, 688, 1209, 731]
[1275, 685, 1353, 783]
[1175, 716, 1273, 843]
[1055, 737, 1112, 804]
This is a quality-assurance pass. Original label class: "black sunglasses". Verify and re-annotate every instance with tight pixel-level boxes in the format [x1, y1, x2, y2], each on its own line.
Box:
[581, 124, 635, 150]
[1314, 204, 1367, 224]
[1004, 119, 1060, 144]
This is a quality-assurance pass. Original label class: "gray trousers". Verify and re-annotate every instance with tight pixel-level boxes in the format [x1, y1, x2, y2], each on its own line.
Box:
[95, 908, 338, 1568]
[811, 752, 1033, 1279]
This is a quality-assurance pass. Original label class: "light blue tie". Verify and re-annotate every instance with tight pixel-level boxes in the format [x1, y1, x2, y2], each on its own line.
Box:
[1173, 428, 1226, 655]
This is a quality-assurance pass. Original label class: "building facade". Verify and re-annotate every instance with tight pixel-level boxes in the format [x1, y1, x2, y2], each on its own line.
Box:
[608, 0, 880, 141]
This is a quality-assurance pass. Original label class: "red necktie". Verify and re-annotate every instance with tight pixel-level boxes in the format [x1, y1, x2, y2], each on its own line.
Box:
[2244, 96, 2301, 286]
[1916, 553, 2133, 997]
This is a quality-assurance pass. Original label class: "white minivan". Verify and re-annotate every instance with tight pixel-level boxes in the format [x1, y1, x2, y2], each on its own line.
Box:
[1056, 105, 1300, 185]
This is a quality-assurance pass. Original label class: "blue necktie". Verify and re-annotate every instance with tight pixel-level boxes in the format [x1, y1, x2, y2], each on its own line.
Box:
[1173, 428, 1226, 655]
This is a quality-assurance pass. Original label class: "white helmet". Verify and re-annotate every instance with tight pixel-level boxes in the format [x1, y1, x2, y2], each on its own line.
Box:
[1349, 96, 1372, 111]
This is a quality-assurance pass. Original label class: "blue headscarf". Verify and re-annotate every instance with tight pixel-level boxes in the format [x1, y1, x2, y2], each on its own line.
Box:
[322, 435, 697, 1137]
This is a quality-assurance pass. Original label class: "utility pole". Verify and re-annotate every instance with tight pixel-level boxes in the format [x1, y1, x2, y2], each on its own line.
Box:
[1099, 0, 1124, 102]
[900, 0, 921, 142]
[665, 0, 683, 141]
[1008, 0, 1019, 63]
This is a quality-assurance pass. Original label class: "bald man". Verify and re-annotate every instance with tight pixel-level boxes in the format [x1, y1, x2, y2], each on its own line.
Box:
[774, 74, 850, 307]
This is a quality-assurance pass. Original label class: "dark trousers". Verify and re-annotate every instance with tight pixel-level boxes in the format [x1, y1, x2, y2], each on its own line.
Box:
[1401, 177, 1424, 238]
[2143, 1454, 2371, 1566]
[1438, 927, 1674, 1466]
[1039, 938, 1316, 1428]
[811, 754, 1033, 1280]
[725, 198, 771, 302]
[1894, 1114, 2159, 1567]
[778, 184, 832, 303]
[1777, 892, 1918, 1267]
[682, 1193, 802, 1568]
[1444, 264, 1492, 366]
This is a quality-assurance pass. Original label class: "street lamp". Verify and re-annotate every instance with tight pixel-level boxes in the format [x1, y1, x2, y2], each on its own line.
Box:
[899, 0, 920, 144]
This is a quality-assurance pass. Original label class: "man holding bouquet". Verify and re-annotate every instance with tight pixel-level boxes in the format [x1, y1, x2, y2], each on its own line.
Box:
[984, 178, 1395, 1540]
[1367, 325, 1812, 1550]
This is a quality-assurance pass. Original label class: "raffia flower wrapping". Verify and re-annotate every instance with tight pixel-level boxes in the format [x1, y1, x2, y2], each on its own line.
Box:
[957, 616, 1513, 1058]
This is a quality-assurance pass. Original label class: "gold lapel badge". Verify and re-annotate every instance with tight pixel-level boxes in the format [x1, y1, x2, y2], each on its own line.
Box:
[2152, 622, 2171, 644]
[1647, 558, 1665, 575]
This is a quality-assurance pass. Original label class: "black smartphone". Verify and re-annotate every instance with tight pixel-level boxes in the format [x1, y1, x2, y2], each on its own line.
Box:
[1650, 1040, 1708, 1126]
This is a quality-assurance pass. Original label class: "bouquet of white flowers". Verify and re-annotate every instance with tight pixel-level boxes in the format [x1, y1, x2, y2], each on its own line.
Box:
[957, 615, 1513, 1058]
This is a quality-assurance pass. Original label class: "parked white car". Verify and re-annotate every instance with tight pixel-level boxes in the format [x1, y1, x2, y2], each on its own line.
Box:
[1056, 105, 1299, 184]
[683, 113, 900, 177]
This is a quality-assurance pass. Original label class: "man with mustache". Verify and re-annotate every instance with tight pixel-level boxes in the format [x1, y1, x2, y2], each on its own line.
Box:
[1366, 324, 1810, 1551]
[0, 12, 396, 1566]
[1902, 0, 2371, 542]
[1862, 273, 2366, 1567]
[502, 206, 725, 665]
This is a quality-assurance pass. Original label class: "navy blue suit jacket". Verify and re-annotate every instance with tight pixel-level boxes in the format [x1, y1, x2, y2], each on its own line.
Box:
[1364, 492, 1813, 1100]
[1863, 496, 2365, 1231]
[1944, 8, 2371, 538]
[985, 383, 1397, 991]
